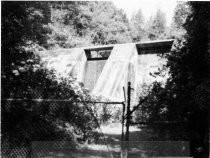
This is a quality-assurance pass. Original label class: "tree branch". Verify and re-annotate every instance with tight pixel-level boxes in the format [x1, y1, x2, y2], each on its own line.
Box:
[130, 96, 148, 115]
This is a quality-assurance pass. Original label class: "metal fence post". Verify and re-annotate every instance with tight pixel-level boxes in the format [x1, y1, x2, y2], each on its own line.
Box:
[125, 82, 131, 141]
[121, 102, 125, 141]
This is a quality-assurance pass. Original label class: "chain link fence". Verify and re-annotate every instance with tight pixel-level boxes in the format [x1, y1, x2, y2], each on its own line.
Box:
[1, 83, 121, 158]
[1, 84, 199, 158]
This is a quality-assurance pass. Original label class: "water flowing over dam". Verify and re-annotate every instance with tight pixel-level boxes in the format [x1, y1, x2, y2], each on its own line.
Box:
[40, 39, 174, 102]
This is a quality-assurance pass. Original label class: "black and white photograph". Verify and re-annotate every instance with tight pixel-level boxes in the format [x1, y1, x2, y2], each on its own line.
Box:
[1, 0, 209, 157]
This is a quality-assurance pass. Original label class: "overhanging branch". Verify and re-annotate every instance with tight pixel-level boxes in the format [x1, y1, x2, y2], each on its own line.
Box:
[130, 96, 148, 115]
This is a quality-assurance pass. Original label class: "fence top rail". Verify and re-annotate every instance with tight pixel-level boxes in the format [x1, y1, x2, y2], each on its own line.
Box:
[1, 98, 124, 104]
[130, 120, 190, 125]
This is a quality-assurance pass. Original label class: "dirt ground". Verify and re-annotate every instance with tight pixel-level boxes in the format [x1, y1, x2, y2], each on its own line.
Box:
[31, 123, 191, 158]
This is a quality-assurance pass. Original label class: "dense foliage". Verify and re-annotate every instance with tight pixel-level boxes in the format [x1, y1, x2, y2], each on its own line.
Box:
[135, 2, 209, 157]
[47, 1, 133, 48]
[169, 2, 191, 38]
[146, 9, 167, 40]
[130, 9, 146, 42]
[1, 2, 98, 153]
[26, 1, 171, 50]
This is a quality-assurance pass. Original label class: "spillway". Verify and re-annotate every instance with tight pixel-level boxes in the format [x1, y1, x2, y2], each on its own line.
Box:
[39, 39, 174, 102]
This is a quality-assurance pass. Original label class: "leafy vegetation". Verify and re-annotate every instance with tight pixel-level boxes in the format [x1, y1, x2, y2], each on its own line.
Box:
[135, 2, 209, 157]
[130, 8, 170, 41]
[146, 9, 168, 40]
[1, 2, 98, 153]
[169, 2, 191, 39]
[47, 1, 132, 48]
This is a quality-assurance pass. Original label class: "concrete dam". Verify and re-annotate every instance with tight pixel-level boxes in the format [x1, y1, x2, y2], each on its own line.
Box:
[40, 39, 174, 101]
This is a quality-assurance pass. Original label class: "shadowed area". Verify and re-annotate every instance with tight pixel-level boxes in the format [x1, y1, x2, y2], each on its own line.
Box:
[31, 123, 190, 158]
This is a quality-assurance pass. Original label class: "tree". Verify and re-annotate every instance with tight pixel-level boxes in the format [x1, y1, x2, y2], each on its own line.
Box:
[130, 9, 146, 42]
[167, 3, 209, 157]
[46, 1, 93, 49]
[89, 2, 132, 45]
[137, 2, 209, 157]
[1, 2, 98, 155]
[46, 1, 133, 48]
[170, 2, 191, 38]
[146, 9, 167, 40]
[1, 1, 51, 84]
